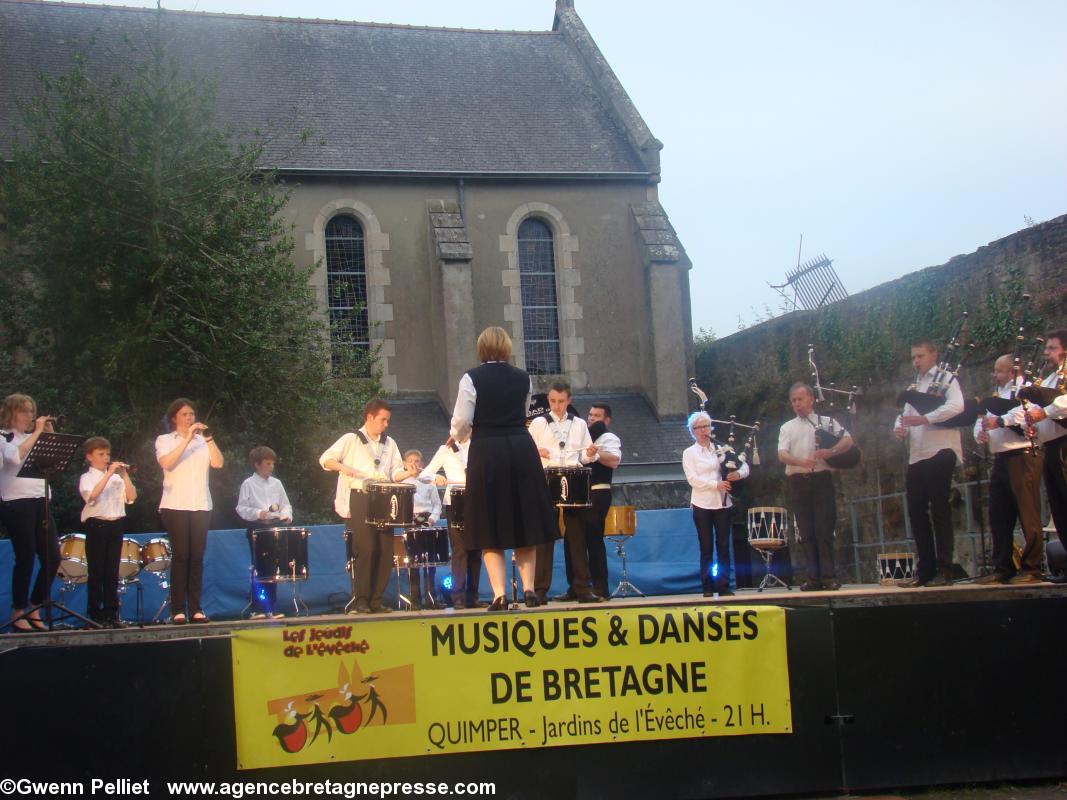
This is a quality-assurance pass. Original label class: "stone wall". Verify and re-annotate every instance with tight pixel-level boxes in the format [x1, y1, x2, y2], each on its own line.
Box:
[696, 214, 1067, 581]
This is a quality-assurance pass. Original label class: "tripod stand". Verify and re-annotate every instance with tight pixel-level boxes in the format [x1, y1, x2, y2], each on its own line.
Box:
[4, 432, 96, 631]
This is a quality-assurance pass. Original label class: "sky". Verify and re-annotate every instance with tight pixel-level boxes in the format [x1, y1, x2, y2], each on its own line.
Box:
[60, 0, 1067, 336]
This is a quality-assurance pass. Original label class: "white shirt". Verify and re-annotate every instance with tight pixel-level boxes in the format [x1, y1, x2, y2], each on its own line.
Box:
[79, 467, 133, 522]
[974, 379, 1030, 454]
[591, 431, 623, 489]
[528, 412, 596, 468]
[449, 367, 533, 442]
[419, 441, 469, 505]
[156, 433, 214, 511]
[403, 475, 442, 524]
[236, 474, 293, 524]
[682, 441, 750, 510]
[0, 432, 47, 501]
[1033, 371, 1067, 444]
[778, 414, 848, 476]
[319, 427, 406, 518]
[894, 367, 963, 465]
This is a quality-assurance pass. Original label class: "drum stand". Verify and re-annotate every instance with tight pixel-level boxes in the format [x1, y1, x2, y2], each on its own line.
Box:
[752, 545, 790, 592]
[284, 561, 309, 618]
[608, 534, 644, 598]
[117, 577, 143, 627]
[150, 571, 171, 624]
[509, 552, 520, 610]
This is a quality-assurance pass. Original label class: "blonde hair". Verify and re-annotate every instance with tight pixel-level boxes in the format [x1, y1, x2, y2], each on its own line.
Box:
[476, 326, 512, 363]
[0, 394, 36, 430]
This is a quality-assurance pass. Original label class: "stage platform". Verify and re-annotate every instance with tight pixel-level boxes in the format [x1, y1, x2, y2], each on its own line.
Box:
[4, 581, 1066, 798]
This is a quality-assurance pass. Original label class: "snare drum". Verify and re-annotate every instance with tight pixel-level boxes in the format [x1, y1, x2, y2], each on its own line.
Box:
[403, 527, 451, 567]
[878, 552, 915, 586]
[747, 507, 789, 551]
[365, 482, 415, 528]
[545, 466, 592, 508]
[118, 537, 142, 580]
[251, 527, 311, 582]
[58, 533, 88, 579]
[141, 537, 172, 573]
[448, 485, 466, 531]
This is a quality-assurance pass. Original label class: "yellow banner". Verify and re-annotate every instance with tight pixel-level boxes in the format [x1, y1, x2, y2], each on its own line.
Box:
[232, 605, 792, 770]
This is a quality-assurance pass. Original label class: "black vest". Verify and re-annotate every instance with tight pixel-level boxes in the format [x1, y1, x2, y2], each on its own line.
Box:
[468, 362, 530, 435]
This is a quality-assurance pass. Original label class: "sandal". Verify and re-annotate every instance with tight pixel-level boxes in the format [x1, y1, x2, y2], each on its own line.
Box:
[27, 608, 48, 630]
[172, 613, 187, 625]
[191, 611, 211, 623]
[10, 616, 35, 633]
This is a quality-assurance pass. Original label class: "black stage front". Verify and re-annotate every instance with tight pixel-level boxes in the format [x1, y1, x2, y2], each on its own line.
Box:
[4, 583, 1066, 798]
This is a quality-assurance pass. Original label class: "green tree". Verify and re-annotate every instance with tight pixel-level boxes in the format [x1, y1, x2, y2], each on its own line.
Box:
[0, 24, 378, 531]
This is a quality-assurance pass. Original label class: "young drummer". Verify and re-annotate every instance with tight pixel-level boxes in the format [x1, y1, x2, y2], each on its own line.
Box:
[236, 446, 293, 619]
[79, 437, 137, 628]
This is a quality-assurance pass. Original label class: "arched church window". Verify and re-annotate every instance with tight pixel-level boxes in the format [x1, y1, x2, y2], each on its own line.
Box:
[517, 218, 561, 375]
[325, 215, 369, 375]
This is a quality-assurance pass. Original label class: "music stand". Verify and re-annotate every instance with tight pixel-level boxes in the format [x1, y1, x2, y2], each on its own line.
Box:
[5, 432, 97, 631]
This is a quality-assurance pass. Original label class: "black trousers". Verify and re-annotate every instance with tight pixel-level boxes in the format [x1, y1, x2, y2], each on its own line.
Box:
[85, 517, 124, 618]
[788, 472, 837, 582]
[989, 449, 1045, 576]
[160, 508, 210, 615]
[560, 508, 595, 594]
[568, 489, 611, 598]
[246, 526, 279, 614]
[1, 496, 60, 608]
[905, 448, 957, 581]
[692, 505, 732, 593]
[1043, 436, 1067, 551]
[348, 490, 393, 607]
[534, 537, 557, 596]
[447, 506, 481, 604]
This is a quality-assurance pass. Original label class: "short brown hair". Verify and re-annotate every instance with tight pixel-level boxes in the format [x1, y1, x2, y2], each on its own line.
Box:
[165, 397, 196, 426]
[248, 446, 277, 466]
[1046, 329, 1067, 349]
[403, 449, 423, 461]
[547, 380, 572, 397]
[363, 397, 391, 420]
[0, 394, 36, 430]
[910, 340, 937, 355]
[476, 326, 512, 363]
[83, 436, 110, 456]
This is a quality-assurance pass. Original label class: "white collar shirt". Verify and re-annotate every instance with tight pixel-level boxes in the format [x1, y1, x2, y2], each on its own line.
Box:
[974, 379, 1031, 454]
[778, 414, 847, 475]
[682, 441, 749, 509]
[79, 467, 133, 522]
[528, 412, 595, 468]
[236, 474, 293, 523]
[1034, 371, 1067, 443]
[156, 432, 213, 511]
[318, 427, 405, 518]
[0, 432, 47, 501]
[591, 431, 622, 489]
[894, 367, 963, 465]
[419, 441, 469, 505]
[403, 475, 442, 522]
[449, 368, 533, 443]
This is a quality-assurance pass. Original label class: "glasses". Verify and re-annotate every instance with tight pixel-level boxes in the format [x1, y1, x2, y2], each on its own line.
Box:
[692, 424, 711, 431]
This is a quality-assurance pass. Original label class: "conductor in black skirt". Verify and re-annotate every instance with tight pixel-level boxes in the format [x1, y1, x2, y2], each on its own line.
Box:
[449, 327, 558, 610]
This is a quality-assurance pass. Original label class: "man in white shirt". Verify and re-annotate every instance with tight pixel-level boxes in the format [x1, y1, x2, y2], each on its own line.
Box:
[527, 381, 601, 603]
[320, 398, 407, 614]
[778, 383, 854, 591]
[237, 446, 293, 618]
[894, 340, 964, 587]
[1018, 329, 1067, 581]
[974, 355, 1044, 584]
[420, 439, 481, 608]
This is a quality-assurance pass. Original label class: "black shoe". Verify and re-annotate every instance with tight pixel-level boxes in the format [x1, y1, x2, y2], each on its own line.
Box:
[926, 573, 952, 587]
[525, 591, 541, 608]
[902, 576, 931, 588]
[821, 581, 841, 591]
[717, 589, 735, 597]
[975, 572, 1010, 585]
[1046, 573, 1067, 584]
[576, 592, 605, 603]
[452, 598, 467, 610]
[553, 591, 577, 602]
[471, 600, 489, 608]
[799, 580, 821, 592]
[535, 592, 548, 605]
[370, 604, 393, 614]
[409, 600, 422, 611]
[352, 600, 371, 614]
[487, 596, 508, 612]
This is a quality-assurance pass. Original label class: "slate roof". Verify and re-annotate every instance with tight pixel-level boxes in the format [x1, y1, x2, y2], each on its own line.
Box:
[0, 0, 651, 175]
[383, 392, 691, 472]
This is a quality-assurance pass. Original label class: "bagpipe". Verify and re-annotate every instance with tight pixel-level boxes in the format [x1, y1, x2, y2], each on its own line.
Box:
[1017, 356, 1067, 429]
[895, 311, 979, 427]
[807, 345, 862, 469]
[687, 379, 761, 472]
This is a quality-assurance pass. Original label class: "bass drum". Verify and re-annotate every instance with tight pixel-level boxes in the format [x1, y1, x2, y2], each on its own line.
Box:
[251, 527, 311, 582]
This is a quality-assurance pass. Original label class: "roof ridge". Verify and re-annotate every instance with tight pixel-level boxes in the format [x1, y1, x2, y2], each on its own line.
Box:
[0, 0, 558, 35]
